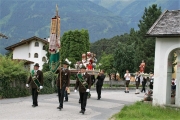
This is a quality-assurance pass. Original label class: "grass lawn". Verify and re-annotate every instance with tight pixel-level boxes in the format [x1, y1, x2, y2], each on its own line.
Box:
[109, 101, 180, 120]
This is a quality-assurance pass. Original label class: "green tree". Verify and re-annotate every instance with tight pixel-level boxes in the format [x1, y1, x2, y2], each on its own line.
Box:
[98, 53, 114, 74]
[61, 29, 90, 66]
[98, 53, 115, 80]
[137, 4, 162, 73]
[114, 42, 136, 78]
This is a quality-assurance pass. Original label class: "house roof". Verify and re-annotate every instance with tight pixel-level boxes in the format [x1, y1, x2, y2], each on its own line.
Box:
[13, 59, 34, 64]
[5, 36, 49, 50]
[146, 10, 180, 37]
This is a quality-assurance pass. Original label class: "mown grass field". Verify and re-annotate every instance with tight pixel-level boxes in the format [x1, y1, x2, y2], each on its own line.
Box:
[110, 101, 180, 120]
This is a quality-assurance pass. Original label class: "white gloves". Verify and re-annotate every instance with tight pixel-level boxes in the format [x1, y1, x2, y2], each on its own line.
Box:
[40, 86, 43, 89]
[26, 84, 29, 87]
[74, 89, 77, 92]
[86, 89, 90, 92]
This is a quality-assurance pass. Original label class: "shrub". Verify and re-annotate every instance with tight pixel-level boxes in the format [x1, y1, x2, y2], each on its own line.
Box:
[0, 56, 30, 98]
[40, 71, 57, 94]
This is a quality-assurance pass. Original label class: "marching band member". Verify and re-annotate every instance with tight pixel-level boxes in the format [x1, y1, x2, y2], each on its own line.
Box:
[26, 63, 43, 107]
[96, 70, 105, 100]
[74, 65, 91, 114]
[56, 61, 70, 110]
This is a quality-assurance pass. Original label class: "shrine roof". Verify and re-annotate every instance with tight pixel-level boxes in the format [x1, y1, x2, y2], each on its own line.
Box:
[146, 10, 180, 37]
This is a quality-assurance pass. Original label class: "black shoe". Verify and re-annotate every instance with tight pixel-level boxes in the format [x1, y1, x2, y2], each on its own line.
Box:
[32, 105, 37, 107]
[79, 110, 83, 113]
[64, 100, 68, 102]
[57, 106, 63, 109]
[59, 107, 63, 110]
[127, 91, 129, 93]
[82, 110, 85, 114]
[124, 91, 127, 93]
[97, 98, 100, 100]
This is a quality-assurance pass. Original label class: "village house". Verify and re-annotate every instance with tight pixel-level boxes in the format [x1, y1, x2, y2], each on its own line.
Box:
[5, 36, 49, 70]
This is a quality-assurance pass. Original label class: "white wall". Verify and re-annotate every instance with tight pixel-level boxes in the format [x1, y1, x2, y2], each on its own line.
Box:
[153, 37, 180, 106]
[28, 40, 47, 70]
[13, 44, 29, 59]
[12, 40, 48, 71]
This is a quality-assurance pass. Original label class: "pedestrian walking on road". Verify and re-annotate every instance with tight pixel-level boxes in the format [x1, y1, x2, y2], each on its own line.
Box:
[141, 77, 147, 93]
[124, 70, 131, 93]
[96, 70, 105, 100]
[135, 71, 141, 94]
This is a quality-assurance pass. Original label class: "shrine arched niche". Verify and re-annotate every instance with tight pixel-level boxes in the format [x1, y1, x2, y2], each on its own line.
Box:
[167, 48, 180, 105]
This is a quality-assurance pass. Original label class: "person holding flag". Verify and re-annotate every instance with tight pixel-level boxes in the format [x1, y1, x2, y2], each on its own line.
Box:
[56, 61, 70, 110]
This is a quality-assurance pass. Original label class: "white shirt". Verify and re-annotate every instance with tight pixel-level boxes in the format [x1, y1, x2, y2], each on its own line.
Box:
[124, 73, 130, 80]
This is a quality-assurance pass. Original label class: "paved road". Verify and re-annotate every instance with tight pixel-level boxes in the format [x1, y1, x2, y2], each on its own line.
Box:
[0, 90, 144, 120]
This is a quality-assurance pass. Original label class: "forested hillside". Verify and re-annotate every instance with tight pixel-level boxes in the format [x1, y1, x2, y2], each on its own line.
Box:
[0, 0, 129, 54]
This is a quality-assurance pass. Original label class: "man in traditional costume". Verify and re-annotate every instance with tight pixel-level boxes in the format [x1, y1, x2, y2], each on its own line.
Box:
[74, 65, 91, 114]
[26, 63, 43, 107]
[96, 70, 105, 100]
[56, 61, 70, 110]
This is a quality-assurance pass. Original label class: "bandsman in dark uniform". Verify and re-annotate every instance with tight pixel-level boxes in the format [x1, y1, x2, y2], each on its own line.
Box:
[74, 65, 91, 114]
[96, 70, 105, 100]
[26, 63, 43, 107]
[56, 61, 70, 110]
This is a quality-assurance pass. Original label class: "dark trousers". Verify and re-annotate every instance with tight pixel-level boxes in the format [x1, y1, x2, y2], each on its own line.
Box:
[32, 88, 38, 106]
[58, 86, 65, 107]
[96, 85, 102, 99]
[64, 90, 68, 101]
[149, 84, 153, 89]
[141, 83, 146, 92]
[135, 82, 140, 89]
[80, 92, 88, 111]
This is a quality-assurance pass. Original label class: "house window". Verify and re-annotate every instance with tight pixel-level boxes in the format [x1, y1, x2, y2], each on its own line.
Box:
[43, 45, 46, 50]
[29, 53, 31, 58]
[35, 42, 39, 47]
[42, 56, 47, 62]
[34, 53, 38, 58]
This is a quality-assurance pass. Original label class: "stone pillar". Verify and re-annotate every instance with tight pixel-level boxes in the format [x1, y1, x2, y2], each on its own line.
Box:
[175, 50, 180, 106]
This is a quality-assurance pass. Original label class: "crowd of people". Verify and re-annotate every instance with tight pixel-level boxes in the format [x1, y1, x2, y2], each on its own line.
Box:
[124, 70, 154, 94]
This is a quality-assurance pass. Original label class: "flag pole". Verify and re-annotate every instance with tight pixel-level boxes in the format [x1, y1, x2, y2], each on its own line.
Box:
[55, 4, 62, 89]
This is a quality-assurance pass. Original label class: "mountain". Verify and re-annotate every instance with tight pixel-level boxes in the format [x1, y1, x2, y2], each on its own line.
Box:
[90, 0, 180, 29]
[0, 0, 129, 54]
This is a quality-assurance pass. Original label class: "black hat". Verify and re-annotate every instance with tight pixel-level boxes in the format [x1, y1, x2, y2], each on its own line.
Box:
[34, 63, 40, 67]
[80, 65, 86, 69]
[63, 61, 69, 65]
